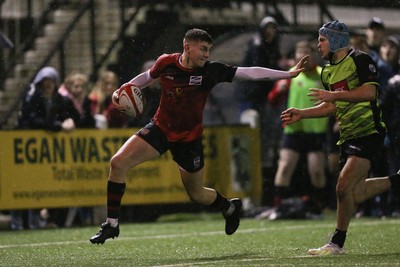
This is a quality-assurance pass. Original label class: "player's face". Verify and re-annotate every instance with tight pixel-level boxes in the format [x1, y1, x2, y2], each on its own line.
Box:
[317, 35, 330, 60]
[187, 40, 212, 68]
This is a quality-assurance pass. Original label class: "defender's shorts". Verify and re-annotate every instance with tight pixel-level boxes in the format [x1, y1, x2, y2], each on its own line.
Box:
[339, 133, 385, 170]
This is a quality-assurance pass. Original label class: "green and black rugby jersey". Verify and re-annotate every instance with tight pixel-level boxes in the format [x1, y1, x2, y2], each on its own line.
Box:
[321, 48, 386, 145]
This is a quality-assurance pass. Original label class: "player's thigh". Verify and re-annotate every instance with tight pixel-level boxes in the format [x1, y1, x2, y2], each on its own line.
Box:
[337, 155, 370, 194]
[112, 134, 160, 170]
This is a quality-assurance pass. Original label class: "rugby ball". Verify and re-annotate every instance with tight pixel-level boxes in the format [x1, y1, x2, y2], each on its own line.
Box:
[117, 84, 145, 118]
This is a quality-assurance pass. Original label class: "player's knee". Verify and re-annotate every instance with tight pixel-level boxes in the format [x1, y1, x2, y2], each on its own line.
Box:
[336, 182, 349, 200]
[110, 154, 125, 172]
[187, 190, 210, 205]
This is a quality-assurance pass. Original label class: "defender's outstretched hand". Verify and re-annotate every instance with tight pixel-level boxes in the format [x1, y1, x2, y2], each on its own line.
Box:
[289, 55, 309, 78]
[281, 107, 301, 125]
[308, 88, 335, 105]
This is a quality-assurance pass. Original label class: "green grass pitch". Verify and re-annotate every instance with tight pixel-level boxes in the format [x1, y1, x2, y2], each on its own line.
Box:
[1, 213, 400, 266]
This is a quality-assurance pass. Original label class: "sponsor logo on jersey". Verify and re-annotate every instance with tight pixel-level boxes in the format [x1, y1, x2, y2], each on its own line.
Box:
[175, 88, 183, 95]
[189, 76, 202, 85]
[330, 79, 349, 91]
[368, 63, 377, 73]
[165, 75, 174, 80]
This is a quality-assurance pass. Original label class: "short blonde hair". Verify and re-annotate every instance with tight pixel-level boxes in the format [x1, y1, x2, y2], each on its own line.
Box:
[64, 72, 88, 91]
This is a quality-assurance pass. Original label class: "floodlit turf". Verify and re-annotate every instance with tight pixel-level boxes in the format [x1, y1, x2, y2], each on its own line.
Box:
[1, 213, 400, 266]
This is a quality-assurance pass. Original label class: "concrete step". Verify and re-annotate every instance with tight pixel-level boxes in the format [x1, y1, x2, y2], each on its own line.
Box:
[24, 50, 42, 65]
[34, 37, 57, 57]
[53, 10, 77, 24]
[0, 86, 21, 104]
[5, 78, 28, 93]
[43, 24, 65, 40]
[14, 64, 36, 81]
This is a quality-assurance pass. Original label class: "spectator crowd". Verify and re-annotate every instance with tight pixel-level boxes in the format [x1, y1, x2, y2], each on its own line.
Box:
[2, 15, 400, 230]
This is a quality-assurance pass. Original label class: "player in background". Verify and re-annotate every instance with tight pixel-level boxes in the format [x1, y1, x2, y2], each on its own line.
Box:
[90, 28, 307, 244]
[281, 20, 400, 255]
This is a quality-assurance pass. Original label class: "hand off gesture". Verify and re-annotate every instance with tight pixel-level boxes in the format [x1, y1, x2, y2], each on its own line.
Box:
[289, 55, 308, 78]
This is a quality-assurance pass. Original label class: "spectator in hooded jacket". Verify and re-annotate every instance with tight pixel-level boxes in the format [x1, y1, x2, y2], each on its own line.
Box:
[18, 66, 76, 131]
[11, 66, 77, 230]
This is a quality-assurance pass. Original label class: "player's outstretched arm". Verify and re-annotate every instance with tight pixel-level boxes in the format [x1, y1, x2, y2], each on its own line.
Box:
[282, 102, 336, 125]
[234, 55, 308, 81]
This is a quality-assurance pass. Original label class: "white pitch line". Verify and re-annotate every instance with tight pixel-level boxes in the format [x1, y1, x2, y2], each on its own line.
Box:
[0, 219, 399, 249]
[152, 255, 341, 267]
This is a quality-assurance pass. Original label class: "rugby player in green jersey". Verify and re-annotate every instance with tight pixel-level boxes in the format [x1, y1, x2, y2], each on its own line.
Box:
[281, 20, 400, 256]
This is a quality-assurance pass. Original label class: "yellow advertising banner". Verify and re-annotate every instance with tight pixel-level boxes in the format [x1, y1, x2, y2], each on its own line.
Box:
[0, 126, 261, 210]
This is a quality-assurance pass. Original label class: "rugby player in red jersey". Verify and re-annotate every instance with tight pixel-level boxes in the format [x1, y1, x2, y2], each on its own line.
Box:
[90, 28, 307, 244]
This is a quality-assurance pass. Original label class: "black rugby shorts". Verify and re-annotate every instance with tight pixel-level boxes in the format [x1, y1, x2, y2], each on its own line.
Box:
[339, 133, 385, 170]
[136, 121, 204, 173]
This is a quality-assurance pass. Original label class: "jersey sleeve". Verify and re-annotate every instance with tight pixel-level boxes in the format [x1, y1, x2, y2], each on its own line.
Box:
[206, 61, 237, 84]
[320, 66, 330, 91]
[354, 52, 379, 86]
[149, 53, 169, 79]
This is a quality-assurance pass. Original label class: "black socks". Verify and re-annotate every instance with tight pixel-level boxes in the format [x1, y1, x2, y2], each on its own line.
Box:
[107, 181, 126, 219]
[331, 229, 347, 248]
[209, 191, 231, 212]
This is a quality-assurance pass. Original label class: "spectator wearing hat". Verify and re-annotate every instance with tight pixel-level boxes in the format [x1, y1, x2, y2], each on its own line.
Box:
[370, 34, 400, 109]
[238, 16, 282, 113]
[379, 35, 400, 107]
[380, 35, 400, 76]
[358, 35, 400, 219]
[366, 17, 386, 54]
[379, 36, 400, 216]
[236, 16, 284, 204]
[381, 75, 400, 214]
